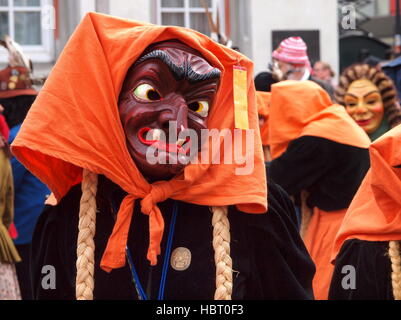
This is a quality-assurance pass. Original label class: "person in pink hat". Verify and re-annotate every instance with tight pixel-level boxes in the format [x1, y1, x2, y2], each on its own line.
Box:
[271, 37, 334, 98]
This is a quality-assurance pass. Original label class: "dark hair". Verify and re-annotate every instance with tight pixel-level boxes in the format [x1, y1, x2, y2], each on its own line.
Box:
[254, 72, 277, 92]
[0, 94, 36, 129]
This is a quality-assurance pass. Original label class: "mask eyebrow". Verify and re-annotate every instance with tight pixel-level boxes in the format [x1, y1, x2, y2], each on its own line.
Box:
[363, 90, 380, 99]
[344, 92, 358, 99]
[134, 50, 221, 84]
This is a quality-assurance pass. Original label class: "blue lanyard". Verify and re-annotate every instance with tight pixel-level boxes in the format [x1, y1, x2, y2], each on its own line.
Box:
[125, 201, 178, 300]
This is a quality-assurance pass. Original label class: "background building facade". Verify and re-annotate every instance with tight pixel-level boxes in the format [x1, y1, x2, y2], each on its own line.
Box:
[0, 0, 341, 81]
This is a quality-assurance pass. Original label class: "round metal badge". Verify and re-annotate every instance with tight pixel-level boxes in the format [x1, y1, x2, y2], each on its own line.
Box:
[170, 247, 191, 271]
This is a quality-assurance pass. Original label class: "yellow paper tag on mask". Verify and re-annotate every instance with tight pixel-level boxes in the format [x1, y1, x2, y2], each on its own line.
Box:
[233, 66, 249, 130]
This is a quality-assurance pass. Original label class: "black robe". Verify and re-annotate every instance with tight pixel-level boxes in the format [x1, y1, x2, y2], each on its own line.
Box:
[268, 136, 370, 211]
[329, 239, 393, 300]
[30, 173, 315, 300]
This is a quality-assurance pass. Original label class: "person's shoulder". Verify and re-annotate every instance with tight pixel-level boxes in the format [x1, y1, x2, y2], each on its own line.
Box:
[231, 172, 299, 233]
[266, 176, 299, 226]
[336, 239, 390, 262]
[286, 135, 337, 154]
[308, 75, 334, 98]
[310, 76, 334, 92]
[41, 183, 82, 221]
[294, 135, 369, 153]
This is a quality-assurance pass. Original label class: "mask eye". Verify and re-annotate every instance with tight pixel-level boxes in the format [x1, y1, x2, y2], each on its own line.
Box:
[345, 99, 357, 108]
[133, 84, 161, 101]
[188, 101, 209, 117]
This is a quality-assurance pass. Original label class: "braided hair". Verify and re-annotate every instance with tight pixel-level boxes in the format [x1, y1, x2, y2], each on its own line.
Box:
[76, 171, 233, 300]
[335, 64, 401, 129]
[389, 241, 401, 300]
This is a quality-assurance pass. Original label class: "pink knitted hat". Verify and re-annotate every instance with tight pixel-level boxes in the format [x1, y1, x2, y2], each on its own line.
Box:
[272, 36, 310, 66]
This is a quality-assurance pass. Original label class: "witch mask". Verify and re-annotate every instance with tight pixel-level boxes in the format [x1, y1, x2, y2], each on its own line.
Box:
[118, 41, 221, 181]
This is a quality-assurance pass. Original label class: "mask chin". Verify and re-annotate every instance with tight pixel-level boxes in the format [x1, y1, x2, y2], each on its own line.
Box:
[137, 160, 187, 183]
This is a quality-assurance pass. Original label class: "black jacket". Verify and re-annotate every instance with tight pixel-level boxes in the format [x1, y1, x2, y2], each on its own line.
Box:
[30, 172, 315, 300]
[329, 239, 393, 300]
[268, 136, 370, 211]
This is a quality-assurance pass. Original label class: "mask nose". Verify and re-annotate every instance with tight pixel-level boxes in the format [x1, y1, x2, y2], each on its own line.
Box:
[157, 95, 188, 135]
[355, 100, 368, 114]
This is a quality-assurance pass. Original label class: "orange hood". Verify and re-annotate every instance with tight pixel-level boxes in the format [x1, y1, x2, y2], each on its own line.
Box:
[11, 13, 267, 272]
[333, 125, 401, 260]
[256, 91, 270, 146]
[268, 80, 370, 159]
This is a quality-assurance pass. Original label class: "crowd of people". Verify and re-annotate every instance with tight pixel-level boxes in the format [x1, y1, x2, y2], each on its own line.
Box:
[1, 12, 401, 300]
[256, 35, 401, 300]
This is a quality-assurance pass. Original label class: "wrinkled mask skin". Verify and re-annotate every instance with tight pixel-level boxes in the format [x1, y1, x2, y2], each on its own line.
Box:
[118, 41, 221, 182]
[344, 79, 384, 134]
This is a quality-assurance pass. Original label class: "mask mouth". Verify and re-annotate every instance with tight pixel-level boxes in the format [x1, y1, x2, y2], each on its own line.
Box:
[354, 114, 373, 122]
[137, 126, 191, 155]
[355, 118, 372, 126]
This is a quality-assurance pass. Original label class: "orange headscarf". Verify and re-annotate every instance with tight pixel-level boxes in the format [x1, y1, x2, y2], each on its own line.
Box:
[11, 13, 267, 272]
[333, 125, 401, 259]
[268, 80, 370, 159]
[256, 91, 270, 146]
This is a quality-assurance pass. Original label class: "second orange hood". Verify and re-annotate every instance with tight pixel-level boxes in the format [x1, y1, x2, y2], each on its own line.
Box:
[333, 124, 401, 260]
[268, 80, 370, 159]
[256, 91, 270, 146]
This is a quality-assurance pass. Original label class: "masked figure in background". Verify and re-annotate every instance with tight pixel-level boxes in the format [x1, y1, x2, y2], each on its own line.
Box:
[335, 63, 401, 141]
[11, 13, 314, 300]
[330, 125, 401, 300]
[267, 80, 371, 299]
[0, 36, 49, 300]
[271, 37, 334, 99]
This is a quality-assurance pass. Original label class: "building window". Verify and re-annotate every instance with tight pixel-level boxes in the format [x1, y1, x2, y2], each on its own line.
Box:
[157, 0, 225, 37]
[0, 0, 54, 63]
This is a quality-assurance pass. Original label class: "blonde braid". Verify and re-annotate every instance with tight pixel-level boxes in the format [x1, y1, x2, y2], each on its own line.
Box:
[299, 190, 312, 239]
[211, 206, 232, 300]
[389, 240, 401, 300]
[76, 169, 98, 300]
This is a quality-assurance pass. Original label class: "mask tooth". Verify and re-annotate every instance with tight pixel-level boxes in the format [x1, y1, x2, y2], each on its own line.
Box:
[177, 125, 186, 146]
[177, 137, 186, 147]
[152, 129, 162, 141]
